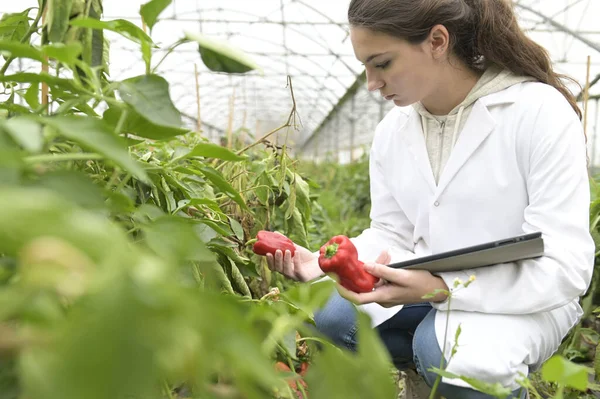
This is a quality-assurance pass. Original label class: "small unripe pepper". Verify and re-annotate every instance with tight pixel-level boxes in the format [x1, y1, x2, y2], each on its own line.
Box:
[318, 235, 378, 293]
[252, 230, 296, 257]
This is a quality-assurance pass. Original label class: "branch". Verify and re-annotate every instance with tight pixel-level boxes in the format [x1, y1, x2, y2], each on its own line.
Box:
[0, 6, 45, 76]
[237, 75, 300, 155]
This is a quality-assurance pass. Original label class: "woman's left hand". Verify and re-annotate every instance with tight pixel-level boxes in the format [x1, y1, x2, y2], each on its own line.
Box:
[338, 254, 449, 307]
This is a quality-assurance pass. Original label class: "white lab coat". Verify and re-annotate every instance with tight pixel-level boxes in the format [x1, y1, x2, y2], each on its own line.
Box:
[351, 81, 595, 389]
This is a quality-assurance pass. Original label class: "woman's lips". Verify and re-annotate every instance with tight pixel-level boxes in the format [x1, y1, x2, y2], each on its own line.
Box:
[384, 94, 396, 101]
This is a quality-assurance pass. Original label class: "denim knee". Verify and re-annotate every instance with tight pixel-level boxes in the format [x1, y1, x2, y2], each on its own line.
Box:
[313, 290, 358, 350]
[412, 310, 527, 399]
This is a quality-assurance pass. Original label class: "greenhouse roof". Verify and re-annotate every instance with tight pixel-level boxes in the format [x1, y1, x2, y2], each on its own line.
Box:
[2, 0, 600, 154]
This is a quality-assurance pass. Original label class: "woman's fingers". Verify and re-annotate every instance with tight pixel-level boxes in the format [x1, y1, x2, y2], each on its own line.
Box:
[281, 250, 294, 277]
[338, 283, 403, 307]
[363, 263, 405, 284]
[374, 278, 387, 288]
[374, 250, 391, 265]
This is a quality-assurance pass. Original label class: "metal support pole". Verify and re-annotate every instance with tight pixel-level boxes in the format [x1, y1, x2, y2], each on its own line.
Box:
[314, 134, 319, 162]
[592, 98, 599, 167]
[335, 114, 341, 163]
[350, 96, 356, 163]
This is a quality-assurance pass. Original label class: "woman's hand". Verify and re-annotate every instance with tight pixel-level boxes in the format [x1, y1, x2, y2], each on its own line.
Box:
[338, 254, 449, 306]
[265, 244, 323, 282]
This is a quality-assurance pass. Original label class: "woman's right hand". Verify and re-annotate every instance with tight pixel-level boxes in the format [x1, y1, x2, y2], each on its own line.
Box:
[265, 244, 323, 282]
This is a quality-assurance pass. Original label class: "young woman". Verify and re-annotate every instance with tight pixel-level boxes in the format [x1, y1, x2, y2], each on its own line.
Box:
[263, 0, 595, 398]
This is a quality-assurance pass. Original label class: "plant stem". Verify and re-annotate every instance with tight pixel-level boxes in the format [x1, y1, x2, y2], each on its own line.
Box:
[429, 295, 452, 399]
[114, 173, 132, 193]
[114, 109, 128, 135]
[234, 76, 299, 156]
[152, 39, 186, 74]
[0, 6, 45, 76]
[25, 153, 104, 163]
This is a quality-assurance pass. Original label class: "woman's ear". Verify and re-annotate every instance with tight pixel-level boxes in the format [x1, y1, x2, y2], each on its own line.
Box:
[428, 24, 450, 59]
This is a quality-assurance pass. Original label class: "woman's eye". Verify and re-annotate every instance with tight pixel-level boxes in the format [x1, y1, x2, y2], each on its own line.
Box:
[375, 61, 390, 69]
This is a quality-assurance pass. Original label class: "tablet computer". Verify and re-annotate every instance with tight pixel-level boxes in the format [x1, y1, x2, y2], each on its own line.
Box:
[387, 232, 544, 273]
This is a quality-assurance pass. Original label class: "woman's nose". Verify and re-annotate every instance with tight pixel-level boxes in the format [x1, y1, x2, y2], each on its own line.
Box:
[366, 70, 384, 92]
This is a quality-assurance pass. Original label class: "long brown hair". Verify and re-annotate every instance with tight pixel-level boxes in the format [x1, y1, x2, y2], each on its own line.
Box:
[348, 0, 582, 120]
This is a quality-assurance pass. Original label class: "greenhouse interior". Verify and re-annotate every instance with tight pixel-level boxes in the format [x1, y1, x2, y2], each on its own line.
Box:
[1, 0, 600, 398]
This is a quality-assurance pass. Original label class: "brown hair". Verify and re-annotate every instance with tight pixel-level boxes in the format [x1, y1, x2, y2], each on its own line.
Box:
[348, 0, 582, 120]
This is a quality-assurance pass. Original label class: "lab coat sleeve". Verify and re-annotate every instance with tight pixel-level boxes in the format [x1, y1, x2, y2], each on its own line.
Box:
[350, 120, 416, 264]
[434, 89, 595, 314]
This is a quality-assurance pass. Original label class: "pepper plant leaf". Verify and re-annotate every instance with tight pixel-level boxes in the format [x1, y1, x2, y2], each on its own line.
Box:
[118, 74, 183, 129]
[199, 166, 248, 211]
[0, 10, 32, 42]
[42, 42, 83, 65]
[1, 117, 44, 153]
[70, 17, 154, 46]
[0, 72, 80, 93]
[184, 31, 261, 74]
[542, 355, 591, 392]
[37, 115, 149, 183]
[178, 142, 246, 162]
[46, 0, 73, 43]
[103, 107, 189, 141]
[140, 0, 172, 30]
[0, 40, 43, 62]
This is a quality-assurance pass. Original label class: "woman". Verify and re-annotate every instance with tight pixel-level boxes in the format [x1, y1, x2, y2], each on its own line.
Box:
[264, 0, 595, 398]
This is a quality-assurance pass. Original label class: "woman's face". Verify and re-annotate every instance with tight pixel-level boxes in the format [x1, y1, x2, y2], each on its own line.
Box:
[350, 26, 442, 107]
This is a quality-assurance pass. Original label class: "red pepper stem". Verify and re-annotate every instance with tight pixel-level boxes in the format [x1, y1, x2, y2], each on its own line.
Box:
[324, 243, 339, 258]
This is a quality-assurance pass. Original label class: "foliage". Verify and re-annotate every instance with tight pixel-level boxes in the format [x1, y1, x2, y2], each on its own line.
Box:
[2, 1, 600, 399]
[0, 1, 400, 398]
[297, 155, 371, 249]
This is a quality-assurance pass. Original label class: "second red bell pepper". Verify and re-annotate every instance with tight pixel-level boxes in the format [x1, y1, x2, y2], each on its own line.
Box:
[318, 235, 378, 293]
[252, 230, 296, 257]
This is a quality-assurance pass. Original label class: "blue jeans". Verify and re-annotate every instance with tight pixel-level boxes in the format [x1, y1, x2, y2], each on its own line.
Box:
[314, 291, 527, 399]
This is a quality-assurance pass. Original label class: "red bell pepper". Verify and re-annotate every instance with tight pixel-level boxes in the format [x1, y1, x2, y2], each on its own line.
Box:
[318, 235, 378, 293]
[252, 230, 296, 257]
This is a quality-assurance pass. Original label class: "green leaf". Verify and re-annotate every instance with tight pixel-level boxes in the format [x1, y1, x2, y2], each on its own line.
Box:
[305, 312, 396, 399]
[285, 179, 297, 220]
[197, 219, 232, 238]
[184, 31, 261, 74]
[33, 170, 106, 209]
[0, 102, 31, 117]
[229, 217, 244, 241]
[140, 0, 172, 30]
[0, 187, 130, 263]
[199, 166, 248, 210]
[0, 10, 31, 42]
[70, 18, 154, 46]
[0, 72, 79, 93]
[23, 82, 40, 109]
[118, 74, 183, 129]
[255, 173, 271, 204]
[281, 280, 335, 319]
[428, 367, 513, 398]
[42, 42, 83, 65]
[143, 216, 217, 264]
[38, 116, 149, 183]
[20, 276, 163, 399]
[287, 208, 309, 248]
[46, 0, 73, 42]
[0, 40, 43, 62]
[1, 117, 44, 153]
[541, 355, 591, 392]
[180, 142, 246, 162]
[103, 107, 189, 141]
